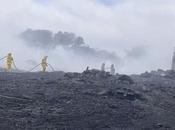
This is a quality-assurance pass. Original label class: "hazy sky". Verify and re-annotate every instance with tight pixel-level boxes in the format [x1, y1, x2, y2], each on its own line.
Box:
[0, 0, 175, 74]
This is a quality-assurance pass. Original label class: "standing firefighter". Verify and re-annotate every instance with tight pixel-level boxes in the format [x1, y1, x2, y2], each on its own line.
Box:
[6, 53, 13, 71]
[172, 47, 175, 71]
[41, 56, 48, 72]
[101, 63, 105, 71]
[110, 64, 115, 75]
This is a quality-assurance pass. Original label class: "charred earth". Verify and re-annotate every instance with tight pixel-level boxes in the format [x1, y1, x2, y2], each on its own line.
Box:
[0, 69, 175, 130]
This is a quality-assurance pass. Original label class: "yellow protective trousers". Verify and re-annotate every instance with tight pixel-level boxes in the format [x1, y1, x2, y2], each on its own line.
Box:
[41, 64, 47, 72]
[41, 58, 48, 72]
[6, 56, 13, 71]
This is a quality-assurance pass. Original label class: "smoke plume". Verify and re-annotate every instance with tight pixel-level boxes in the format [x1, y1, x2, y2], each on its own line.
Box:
[20, 29, 121, 64]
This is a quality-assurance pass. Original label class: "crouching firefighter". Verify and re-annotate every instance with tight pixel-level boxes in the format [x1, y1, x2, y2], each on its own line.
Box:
[41, 56, 48, 72]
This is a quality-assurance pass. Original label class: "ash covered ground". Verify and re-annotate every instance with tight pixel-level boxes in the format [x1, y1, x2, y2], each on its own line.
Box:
[0, 69, 175, 130]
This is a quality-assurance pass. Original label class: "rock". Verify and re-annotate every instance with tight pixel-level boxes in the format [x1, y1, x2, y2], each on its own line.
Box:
[118, 75, 134, 84]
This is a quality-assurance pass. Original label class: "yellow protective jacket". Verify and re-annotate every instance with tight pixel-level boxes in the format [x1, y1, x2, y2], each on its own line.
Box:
[7, 55, 13, 65]
[41, 58, 48, 67]
[41, 57, 48, 72]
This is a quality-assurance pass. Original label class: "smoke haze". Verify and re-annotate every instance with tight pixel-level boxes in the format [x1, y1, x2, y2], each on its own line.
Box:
[0, 0, 175, 74]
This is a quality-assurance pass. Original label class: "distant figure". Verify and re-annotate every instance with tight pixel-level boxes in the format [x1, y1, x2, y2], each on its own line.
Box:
[101, 63, 105, 71]
[86, 66, 89, 71]
[172, 47, 175, 71]
[110, 64, 115, 75]
[41, 56, 48, 72]
[6, 53, 13, 71]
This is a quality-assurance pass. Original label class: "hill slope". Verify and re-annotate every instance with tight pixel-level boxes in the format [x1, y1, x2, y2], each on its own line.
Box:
[0, 70, 175, 130]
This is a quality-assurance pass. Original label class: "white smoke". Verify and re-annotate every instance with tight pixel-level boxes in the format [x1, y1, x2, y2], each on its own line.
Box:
[0, 0, 175, 74]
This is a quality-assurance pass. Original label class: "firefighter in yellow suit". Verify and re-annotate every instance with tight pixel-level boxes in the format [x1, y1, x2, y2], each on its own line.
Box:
[6, 53, 13, 71]
[41, 56, 48, 72]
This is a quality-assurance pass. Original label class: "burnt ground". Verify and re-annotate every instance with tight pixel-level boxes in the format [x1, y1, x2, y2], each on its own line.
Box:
[0, 69, 175, 130]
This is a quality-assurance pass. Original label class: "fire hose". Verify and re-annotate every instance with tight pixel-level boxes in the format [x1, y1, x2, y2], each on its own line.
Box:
[28, 63, 41, 72]
[28, 63, 55, 72]
[0, 56, 6, 61]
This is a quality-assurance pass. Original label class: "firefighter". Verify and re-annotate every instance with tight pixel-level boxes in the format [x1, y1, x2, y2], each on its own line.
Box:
[41, 56, 48, 72]
[101, 63, 105, 71]
[172, 47, 175, 71]
[86, 66, 89, 71]
[110, 64, 115, 75]
[6, 53, 13, 71]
